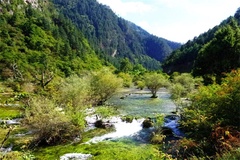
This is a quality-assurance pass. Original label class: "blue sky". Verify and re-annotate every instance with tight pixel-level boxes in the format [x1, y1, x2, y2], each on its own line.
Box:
[97, 0, 240, 43]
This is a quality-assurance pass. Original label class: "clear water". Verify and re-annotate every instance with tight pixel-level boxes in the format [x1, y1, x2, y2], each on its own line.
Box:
[108, 88, 177, 117]
[66, 89, 182, 159]
[86, 88, 181, 143]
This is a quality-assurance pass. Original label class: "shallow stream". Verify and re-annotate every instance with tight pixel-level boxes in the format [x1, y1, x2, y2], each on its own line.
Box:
[86, 88, 183, 143]
[63, 88, 184, 160]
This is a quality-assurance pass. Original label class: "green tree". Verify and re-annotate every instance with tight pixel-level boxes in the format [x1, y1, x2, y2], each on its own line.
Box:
[118, 72, 132, 87]
[30, 53, 55, 90]
[170, 73, 200, 99]
[90, 68, 123, 105]
[52, 75, 90, 130]
[132, 64, 146, 75]
[56, 75, 91, 108]
[144, 73, 169, 98]
[24, 97, 80, 146]
[193, 18, 240, 84]
[119, 58, 133, 73]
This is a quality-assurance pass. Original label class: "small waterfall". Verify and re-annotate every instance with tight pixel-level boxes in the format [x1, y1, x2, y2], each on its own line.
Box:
[164, 115, 185, 138]
[86, 117, 144, 143]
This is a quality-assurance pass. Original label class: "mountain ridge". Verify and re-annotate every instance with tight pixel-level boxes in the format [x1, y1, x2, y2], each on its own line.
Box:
[52, 0, 181, 69]
[163, 10, 240, 74]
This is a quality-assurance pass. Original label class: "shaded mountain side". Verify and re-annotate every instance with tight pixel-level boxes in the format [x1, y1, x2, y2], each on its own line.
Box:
[163, 9, 240, 74]
[162, 23, 226, 73]
[193, 17, 240, 84]
[52, 0, 181, 70]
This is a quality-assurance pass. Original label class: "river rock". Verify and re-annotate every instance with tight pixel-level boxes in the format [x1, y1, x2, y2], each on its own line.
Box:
[94, 120, 113, 129]
[0, 144, 13, 153]
[161, 127, 174, 136]
[0, 118, 21, 125]
[94, 120, 104, 128]
[142, 118, 153, 128]
[60, 153, 92, 160]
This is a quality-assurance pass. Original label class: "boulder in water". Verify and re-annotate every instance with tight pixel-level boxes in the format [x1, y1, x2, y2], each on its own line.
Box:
[121, 116, 134, 123]
[94, 120, 104, 128]
[94, 120, 113, 129]
[142, 118, 153, 128]
[60, 153, 92, 160]
[161, 127, 174, 136]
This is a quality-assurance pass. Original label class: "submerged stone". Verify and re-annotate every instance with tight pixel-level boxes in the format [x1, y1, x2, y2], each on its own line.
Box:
[60, 153, 92, 160]
[0, 118, 21, 125]
[161, 127, 174, 136]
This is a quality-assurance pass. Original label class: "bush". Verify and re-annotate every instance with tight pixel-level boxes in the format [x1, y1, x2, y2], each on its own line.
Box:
[170, 73, 201, 99]
[151, 133, 166, 144]
[24, 97, 80, 147]
[90, 68, 123, 105]
[135, 80, 145, 90]
[95, 106, 118, 119]
[118, 72, 132, 88]
[56, 75, 91, 108]
[182, 69, 240, 129]
[179, 69, 240, 157]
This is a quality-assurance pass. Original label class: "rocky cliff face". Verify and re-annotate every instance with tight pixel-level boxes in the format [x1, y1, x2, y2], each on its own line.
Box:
[24, 0, 41, 8]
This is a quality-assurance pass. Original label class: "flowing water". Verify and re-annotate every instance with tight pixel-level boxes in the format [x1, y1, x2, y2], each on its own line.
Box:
[108, 88, 177, 117]
[63, 88, 184, 159]
[86, 117, 145, 143]
[87, 88, 183, 143]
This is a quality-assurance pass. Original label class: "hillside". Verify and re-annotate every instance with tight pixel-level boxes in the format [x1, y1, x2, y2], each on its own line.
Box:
[52, 0, 181, 70]
[163, 8, 240, 79]
[0, 0, 103, 81]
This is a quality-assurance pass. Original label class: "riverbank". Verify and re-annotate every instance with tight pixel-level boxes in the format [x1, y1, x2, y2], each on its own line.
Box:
[0, 87, 182, 159]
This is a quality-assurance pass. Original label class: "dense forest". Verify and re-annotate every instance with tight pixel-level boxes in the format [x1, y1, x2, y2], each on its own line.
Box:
[0, 0, 104, 81]
[0, 0, 239, 159]
[52, 0, 181, 70]
[163, 8, 240, 84]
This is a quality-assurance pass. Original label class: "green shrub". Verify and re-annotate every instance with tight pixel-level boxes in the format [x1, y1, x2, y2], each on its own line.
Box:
[118, 72, 132, 88]
[90, 68, 123, 105]
[170, 73, 201, 99]
[135, 80, 145, 90]
[56, 74, 91, 108]
[151, 134, 166, 144]
[95, 106, 118, 119]
[24, 97, 81, 146]
[179, 69, 240, 158]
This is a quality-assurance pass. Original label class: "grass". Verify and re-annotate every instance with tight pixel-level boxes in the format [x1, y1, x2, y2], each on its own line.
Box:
[0, 106, 23, 119]
[217, 148, 240, 160]
[34, 140, 170, 160]
[32, 126, 172, 159]
[0, 128, 8, 144]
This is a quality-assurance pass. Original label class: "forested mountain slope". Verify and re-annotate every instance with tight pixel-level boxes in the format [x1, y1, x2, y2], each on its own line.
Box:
[52, 0, 181, 70]
[0, 0, 102, 81]
[163, 9, 240, 79]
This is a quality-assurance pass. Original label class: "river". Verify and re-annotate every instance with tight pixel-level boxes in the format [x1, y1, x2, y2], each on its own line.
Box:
[61, 88, 184, 160]
[86, 88, 183, 143]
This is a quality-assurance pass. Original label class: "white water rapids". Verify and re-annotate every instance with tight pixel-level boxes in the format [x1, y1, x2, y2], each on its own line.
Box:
[85, 117, 144, 144]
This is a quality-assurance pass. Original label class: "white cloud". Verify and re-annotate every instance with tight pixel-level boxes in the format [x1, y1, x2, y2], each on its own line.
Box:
[97, 0, 240, 42]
